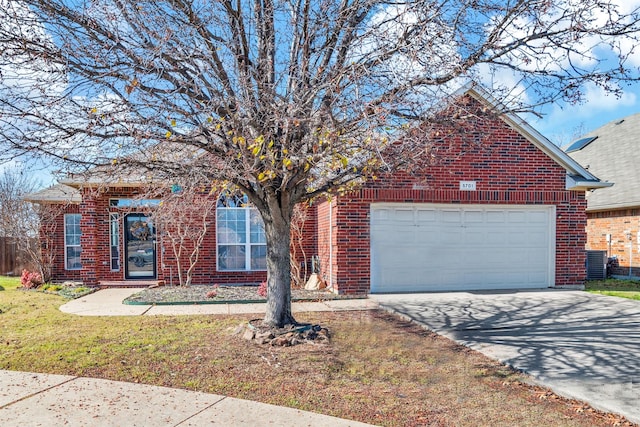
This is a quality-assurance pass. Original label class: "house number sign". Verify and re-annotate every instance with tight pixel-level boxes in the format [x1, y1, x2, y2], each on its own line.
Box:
[459, 181, 477, 191]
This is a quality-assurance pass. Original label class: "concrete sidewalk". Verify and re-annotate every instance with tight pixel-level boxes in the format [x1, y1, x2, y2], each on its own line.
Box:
[0, 370, 374, 426]
[60, 288, 379, 316]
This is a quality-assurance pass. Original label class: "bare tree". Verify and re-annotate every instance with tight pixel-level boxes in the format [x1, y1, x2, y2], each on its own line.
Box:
[1, 1, 639, 326]
[140, 183, 217, 287]
[0, 166, 39, 274]
[0, 167, 37, 237]
[27, 202, 69, 282]
[290, 203, 310, 289]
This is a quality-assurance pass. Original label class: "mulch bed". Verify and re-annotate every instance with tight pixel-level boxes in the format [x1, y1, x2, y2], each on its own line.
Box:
[123, 284, 365, 305]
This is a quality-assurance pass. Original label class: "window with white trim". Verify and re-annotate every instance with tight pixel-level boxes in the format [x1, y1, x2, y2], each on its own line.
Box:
[64, 214, 82, 270]
[110, 213, 120, 271]
[216, 192, 266, 271]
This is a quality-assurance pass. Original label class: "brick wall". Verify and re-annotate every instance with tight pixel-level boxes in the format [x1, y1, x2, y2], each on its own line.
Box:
[317, 95, 588, 294]
[586, 209, 640, 274]
[73, 186, 269, 286]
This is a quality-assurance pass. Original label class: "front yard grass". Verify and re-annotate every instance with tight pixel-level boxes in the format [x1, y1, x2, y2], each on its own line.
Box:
[0, 277, 632, 426]
[586, 279, 640, 301]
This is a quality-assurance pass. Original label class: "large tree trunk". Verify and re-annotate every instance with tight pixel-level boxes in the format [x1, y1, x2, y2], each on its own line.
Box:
[261, 200, 296, 328]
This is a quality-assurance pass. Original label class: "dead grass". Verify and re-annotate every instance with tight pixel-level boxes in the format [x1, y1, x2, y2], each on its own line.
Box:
[0, 278, 634, 426]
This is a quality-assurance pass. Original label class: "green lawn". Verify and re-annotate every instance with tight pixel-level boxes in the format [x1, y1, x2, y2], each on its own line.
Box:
[585, 279, 640, 301]
[0, 275, 18, 290]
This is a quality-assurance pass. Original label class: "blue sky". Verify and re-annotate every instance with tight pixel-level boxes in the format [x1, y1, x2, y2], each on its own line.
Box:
[530, 83, 640, 149]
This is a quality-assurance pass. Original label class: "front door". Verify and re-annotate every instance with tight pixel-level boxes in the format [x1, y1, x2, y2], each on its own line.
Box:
[124, 214, 156, 279]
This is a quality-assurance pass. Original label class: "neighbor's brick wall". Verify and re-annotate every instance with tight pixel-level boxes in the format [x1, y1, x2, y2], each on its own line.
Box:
[586, 209, 640, 275]
[318, 95, 588, 294]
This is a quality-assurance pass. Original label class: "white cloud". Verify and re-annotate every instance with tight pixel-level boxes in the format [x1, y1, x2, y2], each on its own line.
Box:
[531, 83, 639, 146]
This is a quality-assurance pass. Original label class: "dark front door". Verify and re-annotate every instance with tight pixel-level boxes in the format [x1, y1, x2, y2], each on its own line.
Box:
[124, 214, 156, 279]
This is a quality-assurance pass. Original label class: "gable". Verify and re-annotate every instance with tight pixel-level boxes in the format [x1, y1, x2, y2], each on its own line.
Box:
[370, 94, 568, 192]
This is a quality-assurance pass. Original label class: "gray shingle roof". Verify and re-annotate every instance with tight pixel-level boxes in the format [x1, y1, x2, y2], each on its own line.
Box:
[567, 113, 640, 211]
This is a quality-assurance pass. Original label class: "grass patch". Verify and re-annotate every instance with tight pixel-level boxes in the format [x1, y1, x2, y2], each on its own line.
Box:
[0, 276, 629, 426]
[586, 279, 640, 300]
[1, 276, 95, 300]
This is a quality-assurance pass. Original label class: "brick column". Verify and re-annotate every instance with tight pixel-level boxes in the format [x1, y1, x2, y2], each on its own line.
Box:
[79, 191, 98, 285]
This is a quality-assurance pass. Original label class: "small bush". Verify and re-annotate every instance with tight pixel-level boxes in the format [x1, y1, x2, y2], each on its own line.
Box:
[20, 270, 43, 289]
[257, 281, 267, 297]
[206, 290, 218, 298]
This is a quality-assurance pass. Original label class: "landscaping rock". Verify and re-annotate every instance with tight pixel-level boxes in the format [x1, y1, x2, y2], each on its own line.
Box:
[238, 321, 331, 347]
[242, 328, 255, 341]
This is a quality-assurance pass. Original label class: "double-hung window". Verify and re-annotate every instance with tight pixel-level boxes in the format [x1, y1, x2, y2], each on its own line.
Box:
[216, 193, 266, 271]
[64, 214, 82, 270]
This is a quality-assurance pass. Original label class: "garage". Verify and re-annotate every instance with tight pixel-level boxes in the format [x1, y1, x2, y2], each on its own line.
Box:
[370, 203, 556, 293]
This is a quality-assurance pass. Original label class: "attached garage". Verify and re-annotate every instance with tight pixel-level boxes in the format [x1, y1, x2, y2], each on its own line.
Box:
[370, 203, 556, 293]
[314, 85, 611, 295]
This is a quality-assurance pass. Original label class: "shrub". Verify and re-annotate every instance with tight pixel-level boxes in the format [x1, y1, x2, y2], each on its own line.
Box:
[20, 270, 43, 289]
[206, 290, 218, 299]
[257, 281, 267, 297]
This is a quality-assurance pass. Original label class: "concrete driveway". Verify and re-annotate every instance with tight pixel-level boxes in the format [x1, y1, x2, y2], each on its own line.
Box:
[372, 290, 640, 424]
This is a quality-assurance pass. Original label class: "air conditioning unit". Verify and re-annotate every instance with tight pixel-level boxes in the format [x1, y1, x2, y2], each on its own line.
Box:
[586, 250, 607, 280]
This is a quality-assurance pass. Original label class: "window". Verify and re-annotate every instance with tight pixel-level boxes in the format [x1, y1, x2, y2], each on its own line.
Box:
[64, 214, 82, 270]
[216, 192, 266, 271]
[109, 198, 161, 208]
[110, 213, 120, 271]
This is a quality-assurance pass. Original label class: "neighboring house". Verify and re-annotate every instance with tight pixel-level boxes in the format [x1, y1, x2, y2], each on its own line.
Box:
[566, 113, 640, 277]
[25, 84, 608, 293]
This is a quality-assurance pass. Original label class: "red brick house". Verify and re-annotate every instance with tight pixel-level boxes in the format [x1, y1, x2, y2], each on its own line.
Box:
[25, 85, 608, 293]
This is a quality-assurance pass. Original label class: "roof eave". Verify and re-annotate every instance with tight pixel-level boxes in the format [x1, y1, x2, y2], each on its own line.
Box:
[59, 179, 146, 188]
[566, 174, 614, 191]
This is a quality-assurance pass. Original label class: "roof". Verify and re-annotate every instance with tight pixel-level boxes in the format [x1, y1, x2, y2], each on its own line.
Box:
[59, 142, 204, 188]
[23, 183, 81, 204]
[566, 112, 640, 211]
[456, 82, 611, 191]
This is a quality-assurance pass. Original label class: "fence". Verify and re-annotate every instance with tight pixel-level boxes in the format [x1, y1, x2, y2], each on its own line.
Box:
[0, 237, 33, 276]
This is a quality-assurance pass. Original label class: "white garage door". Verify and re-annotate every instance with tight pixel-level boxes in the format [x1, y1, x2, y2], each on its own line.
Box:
[370, 203, 555, 292]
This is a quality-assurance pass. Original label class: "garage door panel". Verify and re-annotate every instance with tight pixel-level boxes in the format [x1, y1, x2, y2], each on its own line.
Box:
[527, 231, 548, 245]
[508, 211, 527, 222]
[416, 209, 437, 221]
[442, 210, 462, 222]
[371, 203, 555, 292]
[487, 211, 505, 222]
[394, 208, 414, 221]
[528, 211, 548, 223]
[464, 210, 484, 222]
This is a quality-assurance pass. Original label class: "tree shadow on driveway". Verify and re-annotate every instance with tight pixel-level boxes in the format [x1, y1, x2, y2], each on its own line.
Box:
[373, 290, 640, 424]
